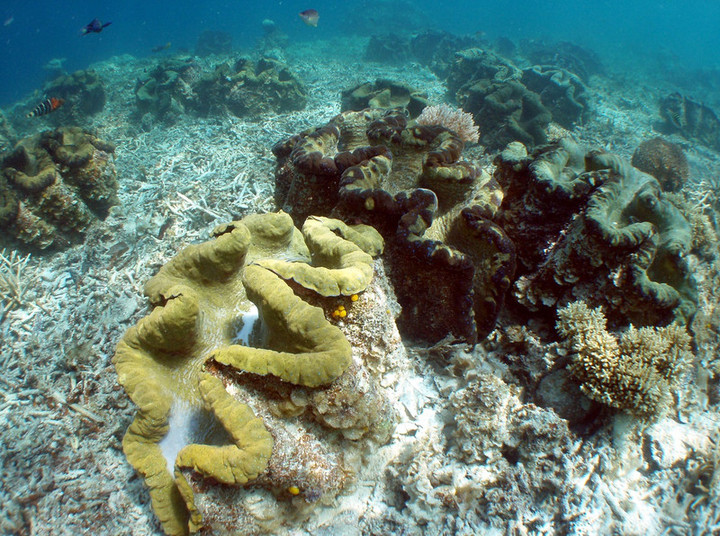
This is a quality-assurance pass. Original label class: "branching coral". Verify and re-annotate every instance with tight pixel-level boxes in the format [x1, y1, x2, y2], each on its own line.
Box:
[556, 301, 692, 415]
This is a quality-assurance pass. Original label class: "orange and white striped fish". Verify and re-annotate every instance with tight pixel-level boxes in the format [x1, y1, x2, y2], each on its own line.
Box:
[26, 97, 65, 118]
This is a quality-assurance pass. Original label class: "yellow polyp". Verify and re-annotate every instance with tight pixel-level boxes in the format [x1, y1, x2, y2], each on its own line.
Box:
[350, 294, 359, 302]
[288, 485, 300, 495]
[339, 309, 347, 318]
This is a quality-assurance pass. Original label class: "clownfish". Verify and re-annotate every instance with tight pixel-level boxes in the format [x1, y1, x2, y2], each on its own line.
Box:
[26, 97, 65, 118]
[299, 9, 319, 27]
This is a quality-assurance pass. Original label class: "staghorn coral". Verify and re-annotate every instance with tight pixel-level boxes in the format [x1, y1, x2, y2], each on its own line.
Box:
[341, 79, 428, 118]
[416, 103, 480, 144]
[273, 108, 515, 344]
[501, 145, 698, 327]
[556, 301, 692, 415]
[631, 137, 689, 193]
[114, 212, 393, 535]
[0, 127, 117, 250]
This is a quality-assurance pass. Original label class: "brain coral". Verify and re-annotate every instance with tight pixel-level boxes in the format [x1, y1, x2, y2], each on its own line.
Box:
[631, 137, 689, 193]
[1, 127, 117, 250]
[114, 212, 391, 535]
[273, 108, 516, 344]
[496, 142, 698, 327]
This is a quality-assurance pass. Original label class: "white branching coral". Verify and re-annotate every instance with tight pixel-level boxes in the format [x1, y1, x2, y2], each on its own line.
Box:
[416, 103, 480, 144]
[0, 248, 34, 321]
[556, 301, 692, 416]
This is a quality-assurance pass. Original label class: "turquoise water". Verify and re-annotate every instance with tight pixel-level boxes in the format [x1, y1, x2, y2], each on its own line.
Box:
[2, 1, 720, 106]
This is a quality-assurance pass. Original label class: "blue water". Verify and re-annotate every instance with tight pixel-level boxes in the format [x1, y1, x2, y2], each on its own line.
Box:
[1, 0, 720, 107]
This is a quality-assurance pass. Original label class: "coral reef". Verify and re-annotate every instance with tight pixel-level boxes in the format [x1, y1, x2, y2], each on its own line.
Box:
[557, 301, 692, 415]
[113, 212, 395, 535]
[273, 108, 515, 344]
[631, 137, 690, 192]
[134, 56, 200, 124]
[364, 34, 413, 64]
[520, 65, 590, 128]
[519, 40, 604, 81]
[195, 30, 232, 56]
[341, 79, 428, 118]
[43, 69, 106, 123]
[192, 57, 306, 117]
[659, 92, 720, 150]
[459, 78, 552, 149]
[496, 143, 698, 327]
[0, 127, 117, 250]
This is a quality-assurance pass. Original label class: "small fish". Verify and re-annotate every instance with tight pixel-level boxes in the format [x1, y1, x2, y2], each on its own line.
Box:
[151, 41, 172, 53]
[26, 97, 64, 118]
[299, 9, 319, 27]
[3, 16, 13, 27]
[81, 18, 111, 35]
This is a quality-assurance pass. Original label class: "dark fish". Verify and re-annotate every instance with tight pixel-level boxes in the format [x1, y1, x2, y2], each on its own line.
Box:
[151, 41, 172, 53]
[26, 97, 64, 118]
[299, 9, 319, 27]
[81, 18, 111, 35]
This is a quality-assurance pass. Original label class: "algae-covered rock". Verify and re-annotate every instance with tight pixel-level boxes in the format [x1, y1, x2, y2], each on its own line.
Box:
[631, 137, 690, 192]
[113, 212, 386, 535]
[0, 127, 117, 250]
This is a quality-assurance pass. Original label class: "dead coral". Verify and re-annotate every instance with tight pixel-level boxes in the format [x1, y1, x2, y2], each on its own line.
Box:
[556, 301, 692, 416]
